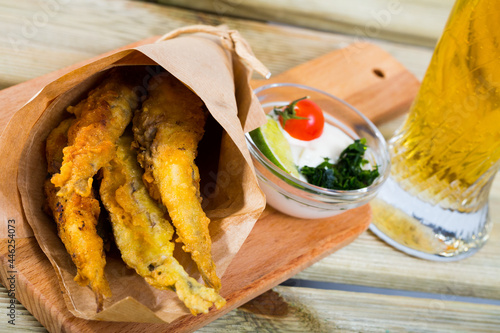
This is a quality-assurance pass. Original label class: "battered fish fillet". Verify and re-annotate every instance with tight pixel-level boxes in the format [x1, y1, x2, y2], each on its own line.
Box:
[133, 75, 221, 291]
[51, 70, 139, 198]
[100, 136, 225, 314]
[44, 118, 111, 312]
[133, 74, 221, 291]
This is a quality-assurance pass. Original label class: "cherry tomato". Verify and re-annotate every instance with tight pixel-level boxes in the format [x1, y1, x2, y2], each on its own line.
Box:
[276, 97, 324, 141]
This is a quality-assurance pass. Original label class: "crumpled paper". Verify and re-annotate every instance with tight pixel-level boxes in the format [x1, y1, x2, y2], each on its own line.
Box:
[9, 25, 268, 322]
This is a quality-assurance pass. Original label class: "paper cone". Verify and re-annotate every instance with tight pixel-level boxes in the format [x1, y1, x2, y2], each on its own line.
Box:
[1, 25, 269, 322]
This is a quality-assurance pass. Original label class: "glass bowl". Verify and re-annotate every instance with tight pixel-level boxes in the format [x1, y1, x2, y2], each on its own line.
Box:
[246, 83, 390, 219]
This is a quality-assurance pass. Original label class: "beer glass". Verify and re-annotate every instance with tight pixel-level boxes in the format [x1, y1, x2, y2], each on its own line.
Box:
[370, 0, 500, 261]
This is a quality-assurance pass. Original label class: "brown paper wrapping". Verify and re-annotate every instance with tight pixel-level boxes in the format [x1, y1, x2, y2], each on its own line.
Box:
[3, 25, 269, 322]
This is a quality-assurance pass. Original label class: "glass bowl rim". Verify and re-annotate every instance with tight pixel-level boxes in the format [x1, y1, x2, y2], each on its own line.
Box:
[247, 82, 391, 199]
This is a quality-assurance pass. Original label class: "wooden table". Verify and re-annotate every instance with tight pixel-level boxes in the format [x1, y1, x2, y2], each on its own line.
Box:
[1, 1, 499, 332]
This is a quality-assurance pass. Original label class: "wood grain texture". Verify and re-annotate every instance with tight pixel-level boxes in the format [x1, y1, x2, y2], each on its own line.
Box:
[3, 281, 500, 333]
[0, 36, 157, 136]
[295, 173, 500, 300]
[201, 286, 500, 333]
[252, 42, 420, 124]
[0, 36, 158, 240]
[0, 205, 371, 332]
[0, 35, 418, 332]
[154, 0, 454, 47]
[2, 1, 499, 332]
[0, 0, 433, 92]
[0, 285, 47, 332]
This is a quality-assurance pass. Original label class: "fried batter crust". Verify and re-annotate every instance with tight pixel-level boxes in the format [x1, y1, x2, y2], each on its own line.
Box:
[44, 118, 111, 312]
[133, 74, 221, 291]
[51, 71, 139, 198]
[100, 136, 225, 314]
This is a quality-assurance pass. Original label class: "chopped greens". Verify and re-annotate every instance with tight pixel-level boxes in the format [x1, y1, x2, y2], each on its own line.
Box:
[300, 138, 379, 190]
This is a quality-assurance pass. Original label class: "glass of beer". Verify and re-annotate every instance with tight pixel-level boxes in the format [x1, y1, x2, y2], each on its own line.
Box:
[370, 0, 500, 260]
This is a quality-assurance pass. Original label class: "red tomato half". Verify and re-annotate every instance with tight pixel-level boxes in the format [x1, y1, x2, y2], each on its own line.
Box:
[278, 99, 325, 141]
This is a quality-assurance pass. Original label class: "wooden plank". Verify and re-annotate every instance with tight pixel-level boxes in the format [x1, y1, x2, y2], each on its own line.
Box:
[0, 40, 418, 138]
[0, 205, 371, 332]
[252, 43, 419, 124]
[202, 286, 500, 332]
[0, 36, 158, 136]
[0, 285, 47, 332]
[0, 0, 433, 92]
[5, 282, 500, 333]
[4, 0, 498, 332]
[295, 173, 500, 300]
[0, 36, 417, 332]
[153, 0, 454, 47]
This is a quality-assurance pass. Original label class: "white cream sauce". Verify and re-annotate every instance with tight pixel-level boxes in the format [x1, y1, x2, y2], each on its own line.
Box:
[276, 119, 354, 180]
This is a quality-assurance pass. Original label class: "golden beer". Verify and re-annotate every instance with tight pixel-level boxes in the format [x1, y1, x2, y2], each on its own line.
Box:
[371, 0, 500, 260]
[392, 0, 500, 211]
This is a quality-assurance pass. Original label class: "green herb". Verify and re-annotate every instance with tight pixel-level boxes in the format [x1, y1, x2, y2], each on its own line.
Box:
[273, 96, 309, 125]
[300, 138, 379, 190]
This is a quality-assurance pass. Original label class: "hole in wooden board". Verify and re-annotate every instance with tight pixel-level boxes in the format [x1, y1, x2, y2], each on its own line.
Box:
[373, 68, 385, 78]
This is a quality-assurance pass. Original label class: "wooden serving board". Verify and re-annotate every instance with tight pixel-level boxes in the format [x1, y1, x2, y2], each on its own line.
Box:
[0, 39, 419, 332]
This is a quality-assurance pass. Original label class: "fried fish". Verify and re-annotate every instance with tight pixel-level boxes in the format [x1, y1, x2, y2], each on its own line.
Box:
[133, 74, 221, 291]
[51, 71, 139, 198]
[100, 135, 225, 314]
[44, 118, 111, 312]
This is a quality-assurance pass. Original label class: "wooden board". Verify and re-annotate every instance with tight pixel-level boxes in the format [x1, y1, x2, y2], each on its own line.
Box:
[0, 40, 419, 332]
[251, 41, 420, 124]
